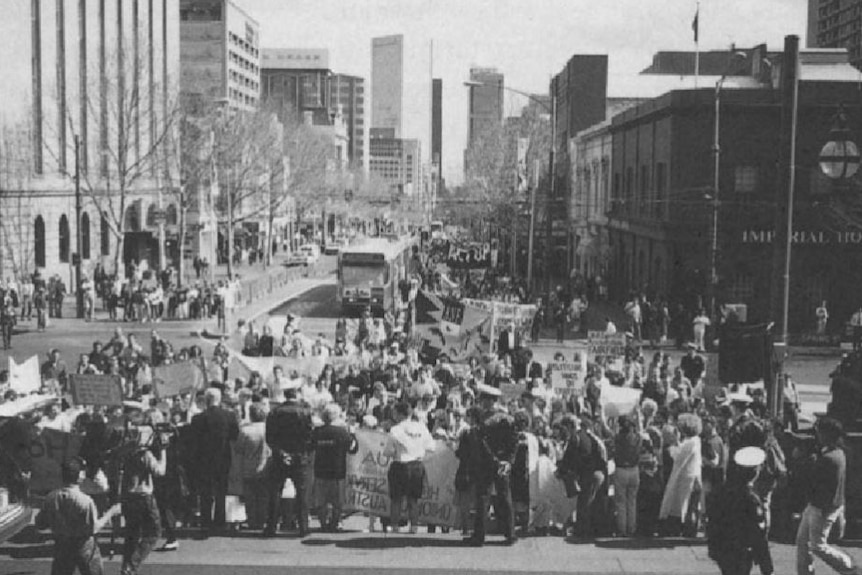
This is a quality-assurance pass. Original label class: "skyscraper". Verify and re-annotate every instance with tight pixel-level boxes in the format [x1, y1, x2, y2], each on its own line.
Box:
[431, 78, 442, 174]
[330, 74, 367, 168]
[371, 34, 403, 138]
[806, 0, 862, 68]
[467, 67, 504, 143]
[260, 48, 331, 125]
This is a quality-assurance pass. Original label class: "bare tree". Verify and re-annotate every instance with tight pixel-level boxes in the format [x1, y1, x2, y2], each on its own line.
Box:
[0, 122, 37, 280]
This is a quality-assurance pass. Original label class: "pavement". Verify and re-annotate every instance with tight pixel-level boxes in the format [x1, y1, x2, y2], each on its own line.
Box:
[2, 518, 862, 574]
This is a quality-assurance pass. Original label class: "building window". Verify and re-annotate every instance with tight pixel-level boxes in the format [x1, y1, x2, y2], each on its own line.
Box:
[59, 214, 70, 263]
[166, 204, 178, 226]
[146, 204, 157, 227]
[34, 215, 46, 268]
[625, 167, 634, 214]
[101, 214, 110, 256]
[81, 213, 91, 259]
[655, 162, 667, 220]
[734, 165, 759, 193]
[640, 165, 649, 216]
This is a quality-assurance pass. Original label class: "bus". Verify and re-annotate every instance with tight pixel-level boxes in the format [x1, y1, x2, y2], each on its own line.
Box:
[337, 236, 418, 316]
[430, 220, 445, 239]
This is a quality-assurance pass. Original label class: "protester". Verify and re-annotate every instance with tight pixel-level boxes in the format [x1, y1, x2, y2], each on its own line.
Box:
[386, 401, 436, 534]
[311, 403, 358, 532]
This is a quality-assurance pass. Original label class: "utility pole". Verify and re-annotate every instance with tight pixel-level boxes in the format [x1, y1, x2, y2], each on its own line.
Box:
[75, 135, 84, 319]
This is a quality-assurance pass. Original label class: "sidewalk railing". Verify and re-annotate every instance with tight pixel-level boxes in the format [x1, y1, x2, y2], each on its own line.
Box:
[234, 261, 330, 311]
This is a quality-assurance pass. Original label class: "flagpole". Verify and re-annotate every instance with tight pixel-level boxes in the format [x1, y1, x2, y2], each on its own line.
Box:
[694, 1, 701, 88]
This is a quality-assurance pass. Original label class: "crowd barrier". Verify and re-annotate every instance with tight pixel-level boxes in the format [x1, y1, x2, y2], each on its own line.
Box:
[235, 261, 328, 311]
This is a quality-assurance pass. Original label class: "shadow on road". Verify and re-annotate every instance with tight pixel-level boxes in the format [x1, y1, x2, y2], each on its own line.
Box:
[303, 536, 469, 549]
[586, 536, 707, 549]
[269, 284, 339, 318]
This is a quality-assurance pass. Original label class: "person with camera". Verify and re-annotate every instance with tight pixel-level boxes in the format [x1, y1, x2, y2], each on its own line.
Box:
[35, 457, 121, 575]
[118, 423, 166, 575]
[264, 381, 313, 537]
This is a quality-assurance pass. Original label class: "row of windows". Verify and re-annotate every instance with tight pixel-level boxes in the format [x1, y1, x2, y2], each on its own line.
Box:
[33, 213, 106, 268]
[229, 88, 256, 107]
[229, 50, 259, 76]
[229, 69, 259, 93]
[228, 31, 259, 58]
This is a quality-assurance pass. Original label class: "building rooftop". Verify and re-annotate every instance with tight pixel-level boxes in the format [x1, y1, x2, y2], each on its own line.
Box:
[261, 48, 330, 71]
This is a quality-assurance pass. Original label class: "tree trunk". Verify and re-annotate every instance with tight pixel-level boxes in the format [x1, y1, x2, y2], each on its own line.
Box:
[177, 202, 187, 287]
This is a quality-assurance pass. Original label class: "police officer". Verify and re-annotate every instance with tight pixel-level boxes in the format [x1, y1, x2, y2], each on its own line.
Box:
[707, 446, 774, 575]
[463, 383, 519, 546]
[264, 381, 313, 537]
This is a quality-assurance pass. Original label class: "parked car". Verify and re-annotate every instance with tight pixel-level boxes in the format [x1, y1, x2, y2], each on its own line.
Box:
[287, 244, 320, 266]
[323, 238, 349, 255]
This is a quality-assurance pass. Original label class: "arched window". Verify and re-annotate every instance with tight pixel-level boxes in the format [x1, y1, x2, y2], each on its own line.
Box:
[34, 215, 46, 268]
[146, 204, 157, 227]
[125, 204, 139, 232]
[59, 215, 70, 263]
[101, 213, 110, 256]
[81, 213, 91, 259]
[166, 204, 178, 226]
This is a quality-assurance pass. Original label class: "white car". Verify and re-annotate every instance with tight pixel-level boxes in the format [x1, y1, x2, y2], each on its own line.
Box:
[288, 245, 320, 266]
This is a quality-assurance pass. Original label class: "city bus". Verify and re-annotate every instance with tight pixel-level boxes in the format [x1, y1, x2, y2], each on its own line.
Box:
[337, 236, 418, 316]
[430, 220, 445, 239]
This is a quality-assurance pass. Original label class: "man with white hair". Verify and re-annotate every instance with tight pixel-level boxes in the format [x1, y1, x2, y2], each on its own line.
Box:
[311, 403, 358, 532]
[190, 387, 239, 536]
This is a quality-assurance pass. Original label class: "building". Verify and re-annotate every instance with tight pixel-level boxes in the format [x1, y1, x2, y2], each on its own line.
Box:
[606, 44, 862, 333]
[432, 78, 443, 176]
[371, 34, 403, 138]
[369, 134, 421, 196]
[0, 0, 180, 285]
[467, 67, 504, 144]
[570, 121, 612, 284]
[807, 0, 862, 67]
[260, 48, 331, 125]
[180, 0, 260, 112]
[330, 74, 367, 169]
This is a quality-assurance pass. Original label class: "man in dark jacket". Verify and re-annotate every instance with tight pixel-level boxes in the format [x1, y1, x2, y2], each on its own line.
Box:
[264, 384, 313, 537]
[463, 383, 519, 547]
[311, 404, 358, 532]
[190, 387, 238, 535]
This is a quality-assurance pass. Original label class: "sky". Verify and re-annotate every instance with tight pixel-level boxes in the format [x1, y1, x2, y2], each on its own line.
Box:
[250, 0, 808, 184]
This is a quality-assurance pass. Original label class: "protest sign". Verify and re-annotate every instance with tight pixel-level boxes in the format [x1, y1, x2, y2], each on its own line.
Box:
[69, 374, 124, 406]
[587, 331, 627, 358]
[500, 382, 524, 402]
[440, 299, 465, 336]
[600, 385, 642, 418]
[462, 300, 537, 352]
[28, 427, 84, 493]
[547, 363, 585, 394]
[8, 355, 40, 394]
[152, 361, 205, 397]
[344, 429, 461, 527]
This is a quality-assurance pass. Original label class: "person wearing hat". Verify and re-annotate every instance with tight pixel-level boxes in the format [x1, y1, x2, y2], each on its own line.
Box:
[796, 417, 860, 575]
[706, 446, 774, 575]
[462, 384, 519, 546]
[35, 457, 122, 575]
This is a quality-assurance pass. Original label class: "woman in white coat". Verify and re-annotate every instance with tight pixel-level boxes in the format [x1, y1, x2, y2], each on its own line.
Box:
[658, 413, 703, 537]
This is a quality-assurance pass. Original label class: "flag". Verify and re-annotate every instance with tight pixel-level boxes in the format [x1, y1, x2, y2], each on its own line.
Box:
[692, 7, 699, 43]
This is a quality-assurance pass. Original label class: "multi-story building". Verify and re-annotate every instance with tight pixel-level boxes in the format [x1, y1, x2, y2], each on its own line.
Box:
[261, 48, 331, 125]
[371, 35, 404, 138]
[807, 0, 862, 67]
[606, 44, 862, 333]
[467, 67, 504, 144]
[180, 0, 260, 112]
[369, 134, 421, 196]
[432, 78, 443, 177]
[0, 0, 180, 284]
[330, 74, 366, 169]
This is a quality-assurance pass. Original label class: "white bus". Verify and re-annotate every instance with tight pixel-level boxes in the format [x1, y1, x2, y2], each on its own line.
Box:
[337, 236, 418, 316]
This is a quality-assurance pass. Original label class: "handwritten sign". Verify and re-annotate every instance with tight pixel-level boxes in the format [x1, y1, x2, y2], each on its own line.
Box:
[69, 374, 124, 406]
[547, 362, 584, 394]
[344, 429, 460, 527]
[587, 331, 627, 358]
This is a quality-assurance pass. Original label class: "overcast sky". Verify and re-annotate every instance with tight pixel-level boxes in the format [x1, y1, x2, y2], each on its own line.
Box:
[251, 0, 807, 184]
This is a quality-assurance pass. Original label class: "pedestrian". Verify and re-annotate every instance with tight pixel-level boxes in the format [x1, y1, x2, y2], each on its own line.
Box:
[706, 446, 774, 575]
[692, 309, 711, 351]
[816, 301, 829, 335]
[234, 403, 271, 531]
[463, 384, 518, 546]
[795, 416, 860, 575]
[0, 293, 16, 349]
[311, 403, 358, 532]
[35, 457, 122, 575]
[119, 424, 168, 575]
[34, 286, 48, 331]
[19, 274, 33, 320]
[264, 382, 313, 537]
[190, 387, 239, 536]
[613, 414, 642, 537]
[386, 401, 436, 534]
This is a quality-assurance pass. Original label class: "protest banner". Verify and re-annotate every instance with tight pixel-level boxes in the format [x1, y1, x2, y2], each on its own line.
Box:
[28, 427, 84, 493]
[415, 304, 492, 362]
[462, 300, 537, 353]
[440, 299, 465, 336]
[69, 374, 124, 406]
[8, 355, 40, 394]
[600, 385, 642, 418]
[587, 331, 627, 358]
[152, 361, 205, 397]
[344, 429, 460, 527]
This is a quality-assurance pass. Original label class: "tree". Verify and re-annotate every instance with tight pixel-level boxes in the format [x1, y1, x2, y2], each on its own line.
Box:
[0, 122, 37, 280]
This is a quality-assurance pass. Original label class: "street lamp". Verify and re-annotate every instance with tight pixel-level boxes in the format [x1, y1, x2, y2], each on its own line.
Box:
[463, 80, 555, 297]
[708, 50, 748, 319]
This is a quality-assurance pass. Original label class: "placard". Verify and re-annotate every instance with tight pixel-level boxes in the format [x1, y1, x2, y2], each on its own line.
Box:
[587, 331, 627, 357]
[152, 361, 205, 397]
[547, 362, 585, 394]
[69, 374, 124, 406]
